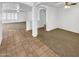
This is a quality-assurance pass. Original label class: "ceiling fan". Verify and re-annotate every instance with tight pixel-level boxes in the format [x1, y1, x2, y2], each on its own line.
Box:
[15, 4, 24, 12]
[64, 2, 77, 8]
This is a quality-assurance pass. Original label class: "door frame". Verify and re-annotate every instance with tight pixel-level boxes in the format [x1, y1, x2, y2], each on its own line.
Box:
[38, 5, 47, 31]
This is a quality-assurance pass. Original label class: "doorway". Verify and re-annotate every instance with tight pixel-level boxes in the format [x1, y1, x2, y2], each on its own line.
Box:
[38, 8, 46, 30]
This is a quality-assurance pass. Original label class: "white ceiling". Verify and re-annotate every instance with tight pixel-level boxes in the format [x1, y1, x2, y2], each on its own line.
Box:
[37, 2, 64, 7]
[2, 2, 32, 12]
[37, 2, 79, 8]
[22, 2, 64, 7]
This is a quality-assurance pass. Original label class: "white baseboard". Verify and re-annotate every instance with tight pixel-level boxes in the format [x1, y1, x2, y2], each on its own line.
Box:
[32, 34, 38, 37]
[59, 27, 79, 34]
[26, 28, 32, 31]
[46, 27, 57, 31]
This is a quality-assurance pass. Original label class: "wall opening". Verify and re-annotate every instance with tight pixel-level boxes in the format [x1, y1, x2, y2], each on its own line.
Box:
[38, 8, 46, 30]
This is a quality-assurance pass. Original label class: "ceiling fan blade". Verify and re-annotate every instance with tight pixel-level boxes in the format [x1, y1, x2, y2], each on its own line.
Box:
[20, 10, 24, 12]
[65, 2, 71, 6]
[71, 3, 77, 5]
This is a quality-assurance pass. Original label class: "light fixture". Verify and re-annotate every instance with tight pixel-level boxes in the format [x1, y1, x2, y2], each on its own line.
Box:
[64, 2, 71, 8]
[16, 4, 20, 12]
[65, 5, 70, 8]
[16, 4, 24, 12]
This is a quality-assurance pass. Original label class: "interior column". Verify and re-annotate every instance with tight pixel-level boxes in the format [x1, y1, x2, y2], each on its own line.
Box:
[32, 6, 38, 37]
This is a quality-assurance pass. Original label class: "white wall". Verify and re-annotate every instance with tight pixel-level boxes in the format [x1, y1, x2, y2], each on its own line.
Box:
[0, 3, 2, 45]
[58, 5, 79, 33]
[0, 21, 2, 45]
[0, 3, 2, 21]
[26, 11, 32, 31]
[55, 7, 61, 28]
[26, 6, 58, 31]
[46, 6, 57, 31]
[26, 11, 32, 21]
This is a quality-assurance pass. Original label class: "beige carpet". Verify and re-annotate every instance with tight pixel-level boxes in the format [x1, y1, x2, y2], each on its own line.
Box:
[38, 28, 79, 57]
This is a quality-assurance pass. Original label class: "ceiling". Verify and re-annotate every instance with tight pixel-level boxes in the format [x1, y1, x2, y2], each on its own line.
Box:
[36, 2, 64, 7]
[37, 2, 79, 8]
[2, 2, 32, 12]
[41, 2, 64, 7]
